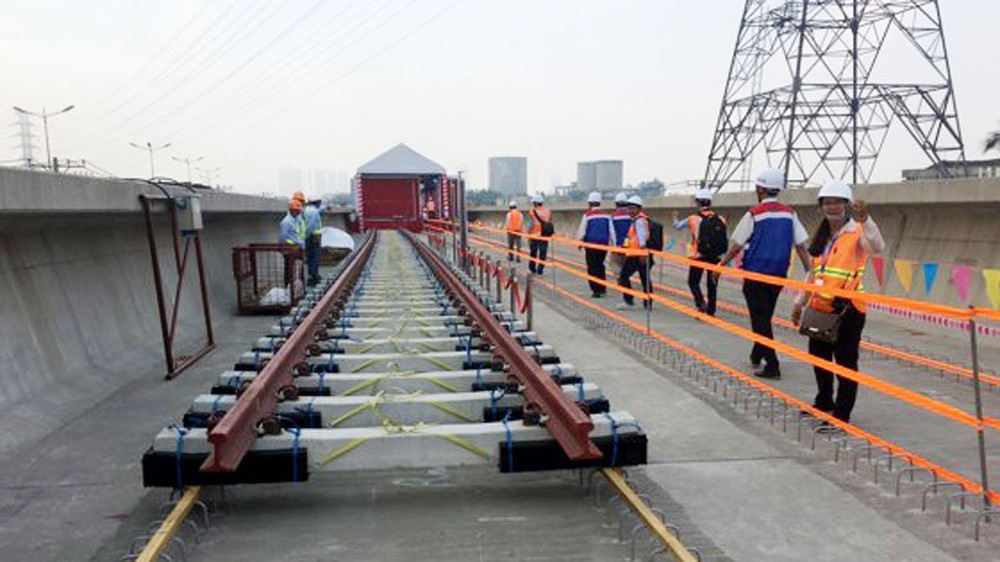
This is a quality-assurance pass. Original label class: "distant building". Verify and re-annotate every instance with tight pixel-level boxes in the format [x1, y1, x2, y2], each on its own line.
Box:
[577, 162, 596, 191]
[277, 168, 304, 197]
[577, 160, 623, 191]
[903, 159, 1000, 181]
[488, 157, 527, 195]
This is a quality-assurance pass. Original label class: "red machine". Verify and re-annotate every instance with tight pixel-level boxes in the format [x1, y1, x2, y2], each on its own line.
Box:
[354, 143, 455, 231]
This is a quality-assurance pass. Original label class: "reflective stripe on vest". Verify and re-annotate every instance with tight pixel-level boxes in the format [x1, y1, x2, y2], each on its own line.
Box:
[808, 226, 868, 313]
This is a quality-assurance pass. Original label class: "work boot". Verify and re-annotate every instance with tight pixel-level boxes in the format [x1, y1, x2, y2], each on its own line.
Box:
[755, 364, 781, 379]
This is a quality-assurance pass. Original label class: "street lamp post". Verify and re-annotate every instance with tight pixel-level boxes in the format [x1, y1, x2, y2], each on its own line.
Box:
[13, 104, 74, 170]
[130, 141, 172, 179]
[195, 166, 221, 186]
[172, 155, 204, 184]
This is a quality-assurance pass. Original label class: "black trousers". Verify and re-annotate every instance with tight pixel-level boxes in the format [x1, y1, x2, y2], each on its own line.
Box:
[688, 256, 720, 315]
[507, 233, 522, 262]
[585, 248, 608, 295]
[809, 307, 866, 422]
[742, 279, 783, 367]
[618, 256, 653, 307]
[529, 239, 549, 274]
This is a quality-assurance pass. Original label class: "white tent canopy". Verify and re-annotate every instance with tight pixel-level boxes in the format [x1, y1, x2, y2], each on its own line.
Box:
[319, 227, 355, 251]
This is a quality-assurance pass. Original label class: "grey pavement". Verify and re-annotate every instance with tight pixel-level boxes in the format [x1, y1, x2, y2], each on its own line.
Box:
[526, 258, 1000, 560]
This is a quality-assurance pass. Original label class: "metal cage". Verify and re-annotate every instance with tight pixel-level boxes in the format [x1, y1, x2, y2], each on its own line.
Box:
[232, 244, 305, 314]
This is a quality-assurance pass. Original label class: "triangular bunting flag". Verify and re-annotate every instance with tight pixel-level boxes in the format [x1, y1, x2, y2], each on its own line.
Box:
[922, 262, 939, 295]
[983, 269, 1000, 309]
[895, 259, 914, 293]
[950, 264, 972, 303]
[870, 256, 885, 288]
[665, 238, 676, 252]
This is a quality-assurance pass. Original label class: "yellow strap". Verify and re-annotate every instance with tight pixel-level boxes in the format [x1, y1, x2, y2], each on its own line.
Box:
[317, 438, 371, 467]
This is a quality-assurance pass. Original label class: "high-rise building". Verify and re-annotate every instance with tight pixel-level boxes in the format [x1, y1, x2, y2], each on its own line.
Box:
[577, 162, 596, 191]
[594, 160, 623, 191]
[577, 160, 622, 191]
[488, 157, 527, 195]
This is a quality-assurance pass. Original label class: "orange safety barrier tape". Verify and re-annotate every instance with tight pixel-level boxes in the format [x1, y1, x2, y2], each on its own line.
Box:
[549, 250, 1000, 389]
[534, 276, 1000, 505]
[461, 220, 1000, 322]
[458, 228, 1000, 434]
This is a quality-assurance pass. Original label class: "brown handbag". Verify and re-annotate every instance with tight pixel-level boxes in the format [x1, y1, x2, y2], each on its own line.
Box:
[798, 306, 844, 344]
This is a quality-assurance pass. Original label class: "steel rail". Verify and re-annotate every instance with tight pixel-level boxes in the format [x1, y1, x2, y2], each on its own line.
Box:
[403, 230, 602, 461]
[200, 232, 377, 472]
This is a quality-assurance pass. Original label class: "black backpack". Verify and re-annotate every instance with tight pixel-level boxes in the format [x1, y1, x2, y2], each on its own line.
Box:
[696, 211, 728, 258]
[532, 210, 555, 237]
[647, 219, 664, 251]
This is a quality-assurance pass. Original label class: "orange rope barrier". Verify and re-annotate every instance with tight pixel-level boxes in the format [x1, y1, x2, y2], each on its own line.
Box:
[459, 228, 1000, 434]
[535, 276, 1000, 505]
[549, 250, 1000, 388]
[465, 221, 1000, 322]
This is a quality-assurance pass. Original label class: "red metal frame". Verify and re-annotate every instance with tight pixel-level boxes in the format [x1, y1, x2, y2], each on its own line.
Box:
[200, 232, 377, 472]
[139, 194, 216, 380]
[232, 244, 306, 314]
[403, 230, 602, 461]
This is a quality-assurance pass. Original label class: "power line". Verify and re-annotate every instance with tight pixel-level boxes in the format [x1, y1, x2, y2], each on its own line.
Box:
[82, 0, 219, 117]
[211, 0, 464, 145]
[162, 0, 397, 144]
[88, 0, 310, 150]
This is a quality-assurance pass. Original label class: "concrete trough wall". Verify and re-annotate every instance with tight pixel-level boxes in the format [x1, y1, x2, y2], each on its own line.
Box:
[470, 178, 1000, 310]
[0, 169, 286, 452]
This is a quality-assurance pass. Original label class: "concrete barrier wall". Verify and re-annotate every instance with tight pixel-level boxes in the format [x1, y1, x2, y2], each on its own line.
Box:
[469, 178, 1000, 310]
[0, 170, 288, 452]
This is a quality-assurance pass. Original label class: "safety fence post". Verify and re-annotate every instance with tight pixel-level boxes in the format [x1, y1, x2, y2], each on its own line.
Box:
[509, 266, 517, 322]
[526, 272, 534, 331]
[550, 238, 557, 289]
[645, 251, 653, 335]
[495, 260, 503, 303]
[969, 311, 992, 517]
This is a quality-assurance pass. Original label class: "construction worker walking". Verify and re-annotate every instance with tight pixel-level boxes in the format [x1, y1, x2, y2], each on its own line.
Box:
[303, 198, 324, 286]
[526, 194, 554, 275]
[611, 192, 632, 272]
[792, 180, 884, 424]
[617, 195, 653, 310]
[715, 168, 811, 379]
[503, 200, 524, 262]
[672, 188, 728, 315]
[576, 191, 615, 298]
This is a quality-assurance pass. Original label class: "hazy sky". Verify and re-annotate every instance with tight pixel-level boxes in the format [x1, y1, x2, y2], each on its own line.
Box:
[2, 1, 999, 194]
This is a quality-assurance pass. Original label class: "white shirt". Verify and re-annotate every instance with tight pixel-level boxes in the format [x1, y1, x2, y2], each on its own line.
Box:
[730, 197, 809, 248]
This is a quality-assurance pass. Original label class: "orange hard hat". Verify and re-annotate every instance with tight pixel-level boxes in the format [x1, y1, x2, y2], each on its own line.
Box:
[289, 199, 303, 211]
[292, 191, 306, 202]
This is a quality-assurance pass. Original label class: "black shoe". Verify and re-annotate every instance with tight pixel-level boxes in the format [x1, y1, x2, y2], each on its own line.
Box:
[751, 358, 763, 374]
[591, 292, 602, 298]
[755, 365, 781, 379]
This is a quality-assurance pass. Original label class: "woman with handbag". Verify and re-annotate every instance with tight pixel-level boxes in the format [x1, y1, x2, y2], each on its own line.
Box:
[791, 180, 885, 424]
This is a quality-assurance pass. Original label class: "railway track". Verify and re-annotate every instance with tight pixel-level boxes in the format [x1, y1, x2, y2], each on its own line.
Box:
[129, 231, 695, 561]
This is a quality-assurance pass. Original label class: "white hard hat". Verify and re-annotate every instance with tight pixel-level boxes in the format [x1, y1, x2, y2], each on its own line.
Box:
[587, 191, 601, 204]
[817, 180, 853, 203]
[614, 192, 628, 203]
[531, 194, 544, 204]
[755, 168, 785, 191]
[695, 188, 714, 201]
[627, 195, 643, 206]
[508, 200, 518, 208]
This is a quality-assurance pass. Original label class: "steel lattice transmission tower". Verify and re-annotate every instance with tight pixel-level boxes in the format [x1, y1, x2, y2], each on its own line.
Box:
[703, 0, 965, 190]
